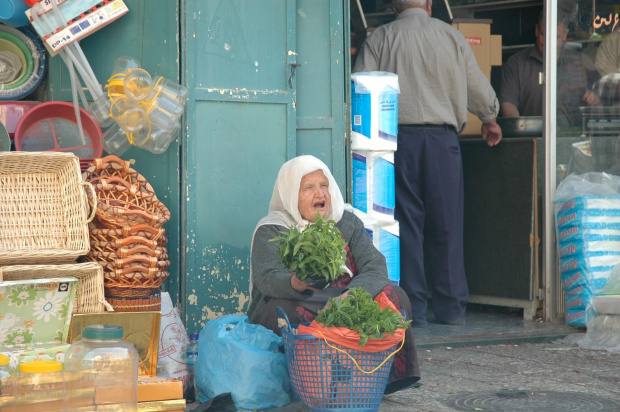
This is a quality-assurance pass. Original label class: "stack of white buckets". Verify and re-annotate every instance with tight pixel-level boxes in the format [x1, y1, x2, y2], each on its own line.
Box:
[350, 71, 401, 285]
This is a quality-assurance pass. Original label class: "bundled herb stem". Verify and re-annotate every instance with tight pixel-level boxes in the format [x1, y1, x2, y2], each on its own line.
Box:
[316, 287, 411, 347]
[270, 213, 347, 284]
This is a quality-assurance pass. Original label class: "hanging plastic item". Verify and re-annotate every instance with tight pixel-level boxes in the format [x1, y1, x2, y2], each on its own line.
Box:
[0, 0, 30, 28]
[101, 57, 188, 156]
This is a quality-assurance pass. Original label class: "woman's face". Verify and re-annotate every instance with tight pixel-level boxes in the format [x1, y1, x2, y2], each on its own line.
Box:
[298, 169, 331, 222]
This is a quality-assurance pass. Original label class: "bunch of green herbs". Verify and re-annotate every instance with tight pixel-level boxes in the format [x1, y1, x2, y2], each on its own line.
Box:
[315, 287, 411, 347]
[270, 213, 347, 283]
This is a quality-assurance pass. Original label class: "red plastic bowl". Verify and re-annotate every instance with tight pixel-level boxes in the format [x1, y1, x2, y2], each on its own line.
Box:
[14, 101, 103, 169]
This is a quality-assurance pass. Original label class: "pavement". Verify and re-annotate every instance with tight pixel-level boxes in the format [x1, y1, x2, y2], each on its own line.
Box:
[186, 305, 620, 411]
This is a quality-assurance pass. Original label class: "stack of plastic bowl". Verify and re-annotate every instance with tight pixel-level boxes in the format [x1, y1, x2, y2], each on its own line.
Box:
[0, 26, 47, 101]
[103, 57, 188, 156]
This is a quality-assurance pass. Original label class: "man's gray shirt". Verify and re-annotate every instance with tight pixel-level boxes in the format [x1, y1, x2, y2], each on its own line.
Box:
[353, 7, 499, 132]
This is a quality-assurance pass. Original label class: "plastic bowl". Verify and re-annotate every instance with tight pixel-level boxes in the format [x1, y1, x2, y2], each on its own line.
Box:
[14, 101, 103, 169]
[0, 101, 40, 136]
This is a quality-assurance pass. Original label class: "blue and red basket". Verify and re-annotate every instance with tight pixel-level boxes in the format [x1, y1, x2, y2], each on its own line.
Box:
[277, 307, 403, 412]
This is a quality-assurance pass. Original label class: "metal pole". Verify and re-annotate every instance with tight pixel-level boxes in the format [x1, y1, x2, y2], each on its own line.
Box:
[543, 0, 559, 322]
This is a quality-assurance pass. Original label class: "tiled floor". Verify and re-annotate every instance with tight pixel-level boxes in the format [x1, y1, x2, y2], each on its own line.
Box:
[414, 303, 582, 349]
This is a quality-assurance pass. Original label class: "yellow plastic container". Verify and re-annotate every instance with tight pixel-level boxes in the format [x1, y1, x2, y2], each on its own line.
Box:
[0, 354, 16, 412]
[17, 361, 64, 412]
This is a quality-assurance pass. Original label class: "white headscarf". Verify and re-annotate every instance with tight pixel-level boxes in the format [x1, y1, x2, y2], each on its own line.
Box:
[249, 155, 345, 299]
[257, 155, 344, 231]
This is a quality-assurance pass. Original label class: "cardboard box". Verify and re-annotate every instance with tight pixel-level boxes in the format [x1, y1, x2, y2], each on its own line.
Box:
[26, 0, 129, 56]
[452, 19, 503, 135]
[69, 311, 161, 376]
[0, 343, 70, 370]
[138, 376, 184, 402]
[138, 399, 186, 412]
[0, 277, 78, 350]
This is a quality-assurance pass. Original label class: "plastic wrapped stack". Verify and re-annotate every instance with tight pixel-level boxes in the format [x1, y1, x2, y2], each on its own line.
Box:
[555, 172, 620, 326]
[350, 71, 400, 285]
[82, 155, 171, 311]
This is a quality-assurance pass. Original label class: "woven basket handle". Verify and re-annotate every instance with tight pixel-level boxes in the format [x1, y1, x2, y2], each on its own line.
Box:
[114, 265, 161, 276]
[119, 245, 164, 258]
[123, 224, 165, 240]
[113, 208, 162, 227]
[114, 236, 158, 249]
[95, 155, 135, 172]
[101, 298, 115, 312]
[81, 181, 97, 223]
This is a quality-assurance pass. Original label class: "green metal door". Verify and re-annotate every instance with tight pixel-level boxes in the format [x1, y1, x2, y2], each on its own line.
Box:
[182, 0, 346, 332]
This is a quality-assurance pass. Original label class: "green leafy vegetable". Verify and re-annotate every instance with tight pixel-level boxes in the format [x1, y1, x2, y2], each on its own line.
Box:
[270, 213, 347, 284]
[315, 287, 411, 347]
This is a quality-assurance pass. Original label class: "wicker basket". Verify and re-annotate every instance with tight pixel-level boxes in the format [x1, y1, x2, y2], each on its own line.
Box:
[103, 267, 170, 289]
[84, 156, 170, 229]
[0, 262, 109, 313]
[91, 178, 170, 228]
[86, 247, 168, 261]
[89, 224, 166, 241]
[106, 290, 162, 312]
[0, 152, 96, 265]
[88, 257, 171, 271]
[83, 156, 158, 195]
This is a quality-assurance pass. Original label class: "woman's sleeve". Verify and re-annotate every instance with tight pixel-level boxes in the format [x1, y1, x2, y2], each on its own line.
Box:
[251, 224, 311, 300]
[343, 214, 390, 297]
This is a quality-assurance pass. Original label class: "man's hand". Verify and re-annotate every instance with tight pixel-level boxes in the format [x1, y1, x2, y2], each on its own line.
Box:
[481, 120, 502, 147]
[583, 90, 600, 107]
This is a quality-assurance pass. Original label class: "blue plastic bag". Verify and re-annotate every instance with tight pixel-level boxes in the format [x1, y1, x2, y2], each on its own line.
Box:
[195, 314, 291, 410]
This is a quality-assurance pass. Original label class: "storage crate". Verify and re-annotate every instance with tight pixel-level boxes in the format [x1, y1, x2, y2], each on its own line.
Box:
[0, 152, 95, 264]
[0, 262, 108, 313]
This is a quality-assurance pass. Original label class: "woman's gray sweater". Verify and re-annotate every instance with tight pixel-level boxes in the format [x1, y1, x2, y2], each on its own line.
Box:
[247, 211, 390, 323]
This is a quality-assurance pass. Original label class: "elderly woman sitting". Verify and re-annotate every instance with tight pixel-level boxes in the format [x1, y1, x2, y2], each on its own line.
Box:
[247, 155, 420, 394]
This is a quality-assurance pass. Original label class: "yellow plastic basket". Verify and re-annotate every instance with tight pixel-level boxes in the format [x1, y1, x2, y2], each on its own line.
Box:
[0, 262, 109, 313]
[0, 152, 95, 264]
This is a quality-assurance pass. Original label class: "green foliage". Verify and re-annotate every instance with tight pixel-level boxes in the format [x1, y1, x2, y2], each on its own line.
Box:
[315, 287, 411, 347]
[270, 213, 347, 283]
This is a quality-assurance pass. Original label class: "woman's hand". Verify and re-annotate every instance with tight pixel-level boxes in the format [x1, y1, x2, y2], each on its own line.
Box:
[320, 290, 350, 311]
[290, 275, 317, 292]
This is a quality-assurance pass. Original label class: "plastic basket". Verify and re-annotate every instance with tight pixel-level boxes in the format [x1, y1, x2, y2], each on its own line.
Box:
[0, 262, 109, 313]
[277, 307, 399, 412]
[0, 152, 96, 265]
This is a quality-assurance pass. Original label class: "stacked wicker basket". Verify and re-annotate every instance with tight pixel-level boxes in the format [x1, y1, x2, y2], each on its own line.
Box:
[0, 152, 107, 314]
[82, 155, 171, 312]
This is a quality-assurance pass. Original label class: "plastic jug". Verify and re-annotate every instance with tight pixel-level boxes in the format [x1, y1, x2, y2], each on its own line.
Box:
[64, 325, 139, 412]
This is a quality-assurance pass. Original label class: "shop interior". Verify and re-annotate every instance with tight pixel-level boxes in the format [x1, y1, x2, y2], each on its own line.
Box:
[349, 0, 615, 345]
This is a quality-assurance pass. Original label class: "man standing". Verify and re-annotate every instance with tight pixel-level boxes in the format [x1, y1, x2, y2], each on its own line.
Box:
[353, 0, 502, 326]
[501, 12, 600, 127]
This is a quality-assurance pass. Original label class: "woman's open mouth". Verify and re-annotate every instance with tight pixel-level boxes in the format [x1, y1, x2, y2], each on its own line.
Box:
[314, 200, 326, 209]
